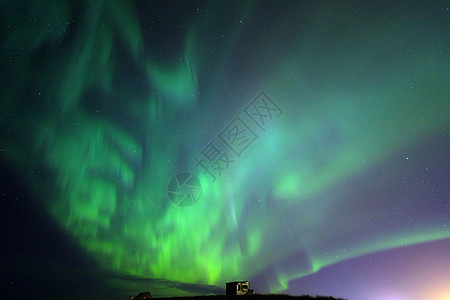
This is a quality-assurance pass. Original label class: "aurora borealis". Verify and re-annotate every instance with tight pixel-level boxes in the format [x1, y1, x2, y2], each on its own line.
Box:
[1, 1, 449, 300]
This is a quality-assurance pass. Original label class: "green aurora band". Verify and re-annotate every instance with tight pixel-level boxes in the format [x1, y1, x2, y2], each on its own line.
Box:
[1, 0, 448, 295]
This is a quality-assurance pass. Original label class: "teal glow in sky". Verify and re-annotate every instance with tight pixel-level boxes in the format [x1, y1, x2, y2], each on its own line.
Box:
[0, 1, 449, 300]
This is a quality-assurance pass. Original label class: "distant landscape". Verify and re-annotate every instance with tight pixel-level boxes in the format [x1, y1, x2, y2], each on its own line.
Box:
[150, 295, 345, 300]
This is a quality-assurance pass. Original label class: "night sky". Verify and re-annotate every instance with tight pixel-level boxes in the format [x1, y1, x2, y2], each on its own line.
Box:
[0, 1, 449, 300]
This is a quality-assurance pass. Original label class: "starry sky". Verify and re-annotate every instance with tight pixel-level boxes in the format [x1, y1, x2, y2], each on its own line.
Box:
[0, 1, 449, 300]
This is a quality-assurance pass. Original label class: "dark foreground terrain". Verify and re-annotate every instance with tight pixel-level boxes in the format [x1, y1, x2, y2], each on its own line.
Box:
[151, 295, 345, 300]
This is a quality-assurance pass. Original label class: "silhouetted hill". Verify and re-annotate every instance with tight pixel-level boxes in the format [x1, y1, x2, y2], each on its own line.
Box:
[152, 295, 346, 300]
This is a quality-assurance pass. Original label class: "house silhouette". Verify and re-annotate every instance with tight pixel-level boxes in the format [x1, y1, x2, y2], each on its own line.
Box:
[226, 281, 254, 295]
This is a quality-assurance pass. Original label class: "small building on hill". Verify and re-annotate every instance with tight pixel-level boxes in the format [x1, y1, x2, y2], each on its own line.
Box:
[130, 291, 152, 300]
[226, 281, 253, 295]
